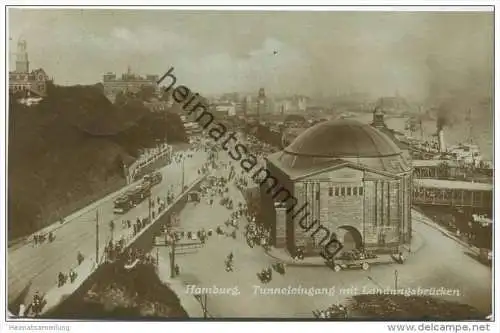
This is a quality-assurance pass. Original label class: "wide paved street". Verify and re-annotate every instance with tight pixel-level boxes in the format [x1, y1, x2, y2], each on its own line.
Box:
[157, 150, 492, 318]
[8, 143, 209, 306]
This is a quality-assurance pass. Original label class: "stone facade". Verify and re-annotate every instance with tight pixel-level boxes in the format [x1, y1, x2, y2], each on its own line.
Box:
[261, 119, 413, 257]
[274, 204, 288, 248]
[263, 164, 412, 256]
[9, 40, 50, 97]
[102, 69, 158, 103]
[9, 68, 49, 96]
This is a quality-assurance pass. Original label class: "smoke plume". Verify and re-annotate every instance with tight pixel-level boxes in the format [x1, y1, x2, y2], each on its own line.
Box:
[423, 14, 493, 132]
[434, 100, 455, 132]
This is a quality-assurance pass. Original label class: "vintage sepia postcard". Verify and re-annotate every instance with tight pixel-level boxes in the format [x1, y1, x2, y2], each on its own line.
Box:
[1, 3, 496, 332]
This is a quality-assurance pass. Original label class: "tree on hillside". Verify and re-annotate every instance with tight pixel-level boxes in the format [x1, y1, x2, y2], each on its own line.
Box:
[138, 85, 156, 101]
[115, 91, 127, 106]
[9, 90, 27, 101]
[8, 83, 189, 241]
[159, 88, 172, 102]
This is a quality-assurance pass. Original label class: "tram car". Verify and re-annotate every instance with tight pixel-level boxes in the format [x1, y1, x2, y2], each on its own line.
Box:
[143, 171, 162, 187]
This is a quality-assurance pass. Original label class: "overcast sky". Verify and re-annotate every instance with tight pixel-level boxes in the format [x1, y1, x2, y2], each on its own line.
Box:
[8, 9, 493, 100]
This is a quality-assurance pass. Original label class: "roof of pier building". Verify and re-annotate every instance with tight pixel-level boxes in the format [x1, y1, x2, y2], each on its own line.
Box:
[266, 119, 412, 180]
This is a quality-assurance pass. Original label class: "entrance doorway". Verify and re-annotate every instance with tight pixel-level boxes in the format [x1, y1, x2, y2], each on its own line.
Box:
[337, 225, 363, 251]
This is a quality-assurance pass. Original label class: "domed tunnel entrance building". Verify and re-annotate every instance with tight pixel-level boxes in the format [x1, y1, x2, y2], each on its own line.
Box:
[261, 119, 413, 257]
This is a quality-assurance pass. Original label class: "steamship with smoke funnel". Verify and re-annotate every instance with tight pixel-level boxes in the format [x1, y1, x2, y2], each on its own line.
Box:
[434, 109, 486, 168]
[435, 129, 483, 167]
[404, 109, 488, 168]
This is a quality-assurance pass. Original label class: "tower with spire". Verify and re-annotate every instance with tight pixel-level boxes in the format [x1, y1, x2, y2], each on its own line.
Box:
[16, 39, 29, 73]
[257, 87, 267, 118]
[9, 38, 50, 97]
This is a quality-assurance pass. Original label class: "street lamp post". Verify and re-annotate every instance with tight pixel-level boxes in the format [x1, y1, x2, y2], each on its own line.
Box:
[408, 233, 412, 253]
[394, 269, 399, 290]
[170, 237, 176, 278]
[181, 157, 185, 191]
[95, 209, 99, 266]
[156, 247, 159, 269]
[202, 293, 208, 318]
[148, 194, 152, 222]
[195, 294, 209, 318]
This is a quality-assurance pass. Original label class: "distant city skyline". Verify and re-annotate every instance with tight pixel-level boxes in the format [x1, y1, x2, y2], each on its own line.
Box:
[8, 9, 493, 103]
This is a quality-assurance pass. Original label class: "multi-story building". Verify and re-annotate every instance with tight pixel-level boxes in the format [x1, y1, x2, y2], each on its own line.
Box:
[275, 99, 292, 115]
[102, 66, 158, 102]
[241, 88, 269, 118]
[214, 102, 237, 117]
[241, 95, 254, 116]
[274, 95, 309, 114]
[9, 39, 50, 97]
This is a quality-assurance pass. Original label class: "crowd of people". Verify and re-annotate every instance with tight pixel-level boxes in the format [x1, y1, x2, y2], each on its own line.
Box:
[32, 231, 55, 246]
[32, 131, 287, 316]
[195, 136, 289, 284]
[56, 251, 84, 289]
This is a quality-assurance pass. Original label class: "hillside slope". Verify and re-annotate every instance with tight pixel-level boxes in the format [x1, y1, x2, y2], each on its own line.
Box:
[8, 83, 187, 240]
[47, 263, 188, 319]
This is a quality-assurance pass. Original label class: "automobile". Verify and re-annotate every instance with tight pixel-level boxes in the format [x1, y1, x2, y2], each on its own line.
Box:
[327, 250, 375, 272]
[113, 194, 134, 214]
[479, 248, 492, 266]
[329, 260, 370, 272]
[128, 184, 151, 205]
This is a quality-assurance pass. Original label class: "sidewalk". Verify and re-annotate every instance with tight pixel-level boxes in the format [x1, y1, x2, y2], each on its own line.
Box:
[264, 228, 425, 267]
[8, 178, 142, 250]
[40, 257, 97, 316]
[412, 210, 481, 256]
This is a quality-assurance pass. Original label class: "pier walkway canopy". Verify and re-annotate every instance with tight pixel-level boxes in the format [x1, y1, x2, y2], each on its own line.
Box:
[413, 160, 460, 179]
[413, 179, 492, 209]
[413, 160, 493, 179]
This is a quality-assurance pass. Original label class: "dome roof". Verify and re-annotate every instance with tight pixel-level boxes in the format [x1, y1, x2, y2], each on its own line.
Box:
[284, 119, 402, 158]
